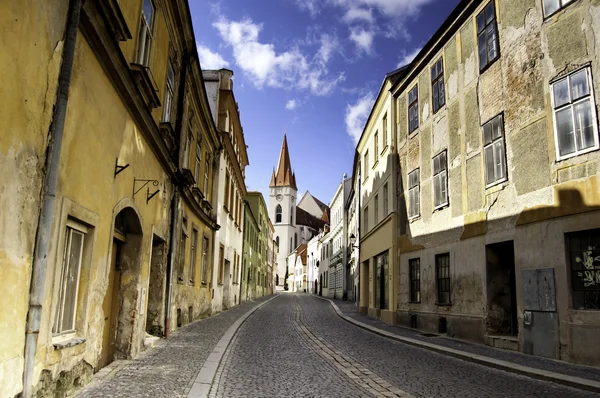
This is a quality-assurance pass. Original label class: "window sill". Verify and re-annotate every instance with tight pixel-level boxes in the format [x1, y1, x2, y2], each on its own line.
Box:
[380, 145, 389, 157]
[408, 215, 421, 223]
[555, 146, 600, 163]
[53, 337, 86, 350]
[433, 203, 449, 213]
[436, 302, 452, 307]
[362, 176, 369, 185]
[479, 55, 500, 75]
[372, 161, 379, 170]
[485, 178, 508, 193]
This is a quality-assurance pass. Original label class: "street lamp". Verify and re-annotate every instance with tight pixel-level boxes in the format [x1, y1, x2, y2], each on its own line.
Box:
[349, 233, 359, 249]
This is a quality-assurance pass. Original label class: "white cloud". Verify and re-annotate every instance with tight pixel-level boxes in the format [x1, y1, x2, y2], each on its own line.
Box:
[197, 44, 230, 70]
[295, 0, 321, 17]
[332, 0, 435, 17]
[213, 17, 345, 95]
[397, 46, 422, 67]
[342, 6, 375, 23]
[349, 27, 374, 54]
[286, 99, 297, 110]
[345, 92, 375, 143]
[316, 34, 339, 64]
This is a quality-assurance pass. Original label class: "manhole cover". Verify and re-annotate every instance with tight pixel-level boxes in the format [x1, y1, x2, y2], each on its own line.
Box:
[420, 333, 439, 338]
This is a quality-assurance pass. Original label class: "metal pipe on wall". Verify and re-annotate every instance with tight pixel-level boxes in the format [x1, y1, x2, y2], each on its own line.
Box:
[22, 0, 83, 396]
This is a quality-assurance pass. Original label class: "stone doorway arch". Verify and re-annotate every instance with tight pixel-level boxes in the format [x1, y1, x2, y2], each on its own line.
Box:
[100, 205, 144, 368]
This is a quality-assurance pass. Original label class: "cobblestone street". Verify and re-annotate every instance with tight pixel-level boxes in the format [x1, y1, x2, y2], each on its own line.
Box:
[78, 294, 600, 398]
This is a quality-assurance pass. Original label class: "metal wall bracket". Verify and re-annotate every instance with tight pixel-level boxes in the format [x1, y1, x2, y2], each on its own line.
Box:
[133, 178, 160, 203]
[114, 158, 130, 178]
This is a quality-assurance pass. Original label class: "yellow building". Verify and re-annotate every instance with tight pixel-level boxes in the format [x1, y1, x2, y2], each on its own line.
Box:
[0, 0, 221, 396]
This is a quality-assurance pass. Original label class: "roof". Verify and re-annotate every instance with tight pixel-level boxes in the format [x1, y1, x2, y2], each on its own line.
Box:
[297, 243, 307, 265]
[296, 206, 327, 232]
[269, 134, 297, 190]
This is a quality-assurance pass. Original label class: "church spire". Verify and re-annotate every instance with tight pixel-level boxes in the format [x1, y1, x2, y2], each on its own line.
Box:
[270, 133, 297, 190]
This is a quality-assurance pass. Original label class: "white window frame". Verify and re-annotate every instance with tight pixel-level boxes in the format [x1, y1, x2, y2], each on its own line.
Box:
[483, 114, 508, 187]
[408, 169, 420, 219]
[551, 66, 599, 161]
[162, 61, 174, 122]
[204, 158, 210, 195]
[542, 0, 574, 18]
[53, 220, 87, 336]
[136, 0, 155, 66]
[194, 140, 202, 184]
[432, 151, 448, 210]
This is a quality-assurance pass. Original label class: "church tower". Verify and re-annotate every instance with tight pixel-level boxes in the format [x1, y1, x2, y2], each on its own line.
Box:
[269, 133, 298, 286]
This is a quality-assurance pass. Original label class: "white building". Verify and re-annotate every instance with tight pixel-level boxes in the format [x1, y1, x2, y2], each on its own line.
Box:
[327, 176, 352, 299]
[306, 234, 321, 294]
[269, 134, 329, 288]
[203, 70, 248, 311]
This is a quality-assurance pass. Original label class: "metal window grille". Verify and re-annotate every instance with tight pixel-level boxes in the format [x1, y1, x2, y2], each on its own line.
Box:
[432, 151, 448, 209]
[552, 67, 598, 160]
[483, 114, 507, 186]
[568, 229, 600, 310]
[408, 85, 419, 133]
[409, 258, 421, 303]
[431, 58, 445, 113]
[436, 253, 451, 304]
[477, 2, 499, 71]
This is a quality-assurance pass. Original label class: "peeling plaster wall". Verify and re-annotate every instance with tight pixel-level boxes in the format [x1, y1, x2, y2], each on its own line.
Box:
[392, 0, 600, 364]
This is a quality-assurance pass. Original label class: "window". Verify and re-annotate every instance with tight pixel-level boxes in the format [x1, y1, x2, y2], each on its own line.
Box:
[183, 133, 191, 169]
[275, 205, 282, 223]
[136, 0, 154, 65]
[436, 253, 451, 305]
[229, 181, 234, 216]
[190, 228, 198, 283]
[431, 58, 445, 113]
[194, 140, 202, 184]
[408, 85, 419, 133]
[163, 61, 174, 122]
[53, 223, 86, 335]
[409, 258, 421, 303]
[374, 131, 379, 157]
[179, 217, 188, 279]
[543, 0, 574, 17]
[383, 114, 388, 148]
[218, 245, 225, 284]
[383, 183, 389, 217]
[364, 206, 369, 233]
[483, 114, 507, 186]
[408, 169, 420, 218]
[432, 151, 448, 209]
[374, 194, 379, 224]
[201, 237, 209, 284]
[568, 229, 600, 310]
[364, 151, 369, 176]
[290, 206, 294, 224]
[477, 2, 499, 71]
[552, 67, 598, 160]
[294, 233, 298, 249]
[224, 172, 230, 210]
[276, 236, 279, 247]
[204, 158, 210, 195]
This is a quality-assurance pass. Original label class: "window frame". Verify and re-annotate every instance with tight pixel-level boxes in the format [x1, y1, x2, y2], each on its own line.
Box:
[482, 114, 508, 188]
[53, 222, 87, 336]
[382, 114, 388, 149]
[194, 140, 202, 184]
[432, 151, 448, 210]
[408, 84, 419, 133]
[408, 168, 420, 219]
[409, 258, 421, 303]
[364, 206, 369, 233]
[383, 183, 389, 217]
[476, 2, 500, 73]
[201, 236, 209, 284]
[204, 157, 210, 196]
[162, 60, 175, 122]
[374, 131, 379, 159]
[136, 0, 155, 66]
[567, 229, 600, 310]
[189, 228, 198, 284]
[542, 0, 575, 18]
[374, 194, 379, 225]
[364, 151, 369, 177]
[275, 204, 282, 224]
[431, 58, 445, 114]
[435, 253, 451, 305]
[551, 66, 599, 161]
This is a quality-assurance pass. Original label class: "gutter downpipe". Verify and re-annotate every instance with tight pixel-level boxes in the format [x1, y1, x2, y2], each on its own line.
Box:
[165, 51, 190, 338]
[22, 0, 83, 396]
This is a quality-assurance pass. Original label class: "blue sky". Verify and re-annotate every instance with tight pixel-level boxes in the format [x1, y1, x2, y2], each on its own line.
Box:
[189, 0, 460, 205]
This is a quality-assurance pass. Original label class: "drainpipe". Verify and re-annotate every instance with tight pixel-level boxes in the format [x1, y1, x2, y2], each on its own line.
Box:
[165, 51, 190, 338]
[22, 0, 83, 396]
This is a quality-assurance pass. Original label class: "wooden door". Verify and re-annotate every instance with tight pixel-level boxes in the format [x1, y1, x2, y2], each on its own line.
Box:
[100, 241, 121, 368]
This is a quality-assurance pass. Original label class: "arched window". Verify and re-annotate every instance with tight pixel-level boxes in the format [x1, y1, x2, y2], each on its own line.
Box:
[275, 205, 282, 223]
[290, 206, 294, 224]
[294, 233, 298, 249]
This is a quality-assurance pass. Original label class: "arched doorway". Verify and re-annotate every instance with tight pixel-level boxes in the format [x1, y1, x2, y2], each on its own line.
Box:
[100, 206, 143, 368]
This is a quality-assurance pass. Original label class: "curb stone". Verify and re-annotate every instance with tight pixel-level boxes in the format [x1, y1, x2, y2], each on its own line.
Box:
[315, 295, 600, 394]
[186, 294, 281, 398]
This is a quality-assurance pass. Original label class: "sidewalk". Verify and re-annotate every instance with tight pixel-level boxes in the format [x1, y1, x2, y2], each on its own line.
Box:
[318, 296, 600, 393]
[76, 295, 276, 398]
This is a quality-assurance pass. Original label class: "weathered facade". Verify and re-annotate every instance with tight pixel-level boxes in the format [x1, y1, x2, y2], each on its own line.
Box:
[203, 69, 248, 311]
[391, 0, 600, 366]
[246, 192, 270, 298]
[241, 199, 259, 302]
[0, 0, 227, 395]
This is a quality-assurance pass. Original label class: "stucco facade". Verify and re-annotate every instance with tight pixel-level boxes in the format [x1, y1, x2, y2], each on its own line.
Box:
[389, 0, 600, 366]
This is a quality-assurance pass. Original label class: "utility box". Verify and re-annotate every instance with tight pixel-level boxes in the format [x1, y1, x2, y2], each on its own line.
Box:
[522, 268, 559, 359]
